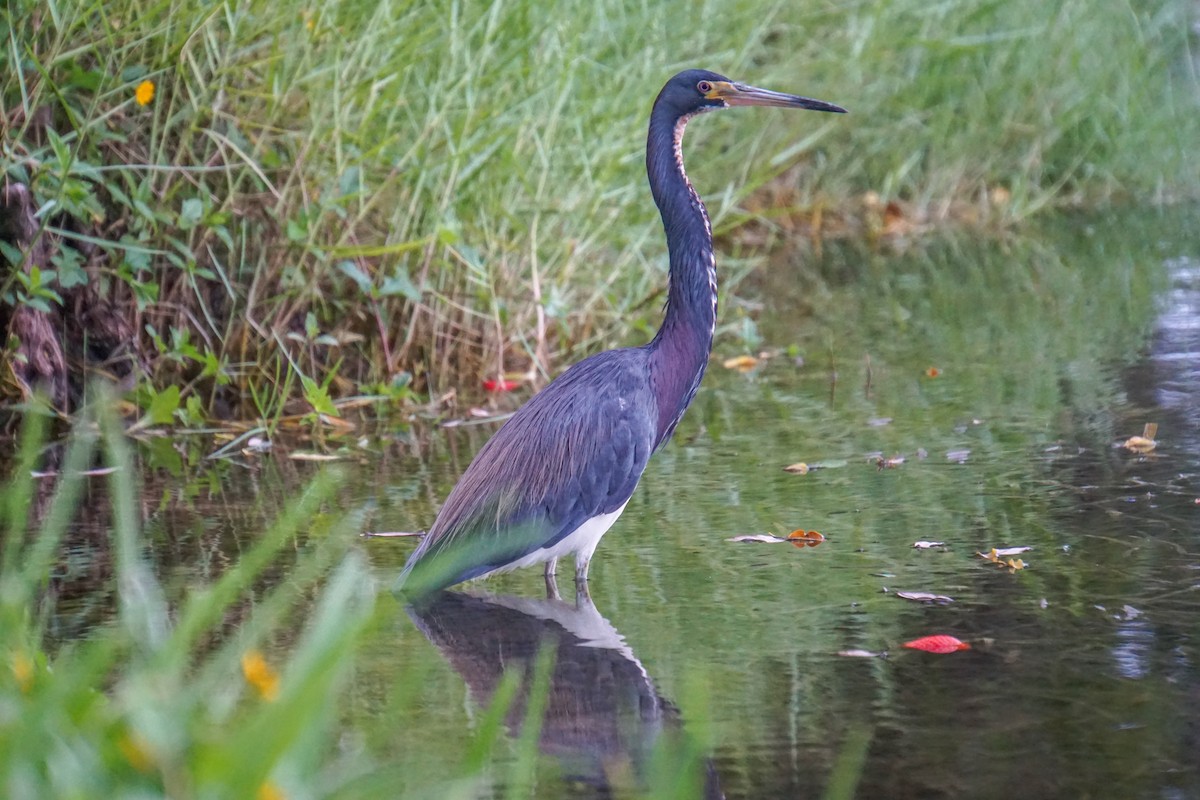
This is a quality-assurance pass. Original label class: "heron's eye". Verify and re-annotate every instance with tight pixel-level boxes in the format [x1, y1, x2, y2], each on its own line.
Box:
[697, 80, 713, 95]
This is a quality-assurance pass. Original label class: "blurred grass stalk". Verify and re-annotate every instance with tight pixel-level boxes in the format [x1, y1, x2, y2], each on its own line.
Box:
[1, 0, 1196, 414]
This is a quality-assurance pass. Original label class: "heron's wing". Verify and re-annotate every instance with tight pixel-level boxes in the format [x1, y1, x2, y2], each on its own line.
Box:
[399, 349, 656, 593]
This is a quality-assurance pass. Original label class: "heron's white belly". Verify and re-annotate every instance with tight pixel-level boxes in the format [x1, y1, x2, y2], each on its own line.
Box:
[493, 502, 629, 575]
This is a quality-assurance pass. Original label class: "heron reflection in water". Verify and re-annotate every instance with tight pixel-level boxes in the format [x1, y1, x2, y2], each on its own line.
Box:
[408, 590, 724, 798]
[396, 70, 844, 596]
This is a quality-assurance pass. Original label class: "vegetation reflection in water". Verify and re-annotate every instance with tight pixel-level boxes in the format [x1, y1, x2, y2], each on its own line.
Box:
[4, 211, 1197, 799]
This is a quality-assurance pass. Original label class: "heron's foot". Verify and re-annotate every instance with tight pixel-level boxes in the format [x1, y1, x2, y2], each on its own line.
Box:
[544, 570, 562, 601]
[572, 556, 591, 601]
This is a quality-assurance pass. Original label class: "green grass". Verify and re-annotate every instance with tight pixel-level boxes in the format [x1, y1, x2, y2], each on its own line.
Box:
[1, 0, 1196, 419]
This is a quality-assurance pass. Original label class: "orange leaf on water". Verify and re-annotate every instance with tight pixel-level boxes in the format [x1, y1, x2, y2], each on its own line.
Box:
[902, 635, 970, 654]
[786, 529, 825, 548]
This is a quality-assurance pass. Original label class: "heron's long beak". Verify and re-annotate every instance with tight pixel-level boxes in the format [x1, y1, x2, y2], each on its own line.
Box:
[710, 81, 846, 114]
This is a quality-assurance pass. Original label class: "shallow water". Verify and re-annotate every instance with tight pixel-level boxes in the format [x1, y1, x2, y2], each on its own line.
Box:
[50, 209, 1200, 798]
[358, 210, 1200, 799]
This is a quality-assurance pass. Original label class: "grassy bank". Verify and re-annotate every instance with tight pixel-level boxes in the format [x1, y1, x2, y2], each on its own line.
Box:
[1, 0, 1197, 421]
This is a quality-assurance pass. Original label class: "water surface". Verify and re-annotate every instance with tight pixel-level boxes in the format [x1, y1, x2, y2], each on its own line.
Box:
[366, 209, 1200, 799]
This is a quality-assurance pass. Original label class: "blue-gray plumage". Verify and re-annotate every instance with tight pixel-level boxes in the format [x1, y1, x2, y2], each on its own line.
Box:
[397, 70, 845, 596]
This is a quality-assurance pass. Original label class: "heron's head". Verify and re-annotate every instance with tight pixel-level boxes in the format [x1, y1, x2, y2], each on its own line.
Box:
[657, 69, 847, 119]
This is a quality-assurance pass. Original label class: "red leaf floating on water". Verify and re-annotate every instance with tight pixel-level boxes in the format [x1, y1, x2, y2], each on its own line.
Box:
[902, 635, 970, 654]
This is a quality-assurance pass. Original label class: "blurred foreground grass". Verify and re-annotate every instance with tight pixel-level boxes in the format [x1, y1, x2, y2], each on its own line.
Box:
[1, 0, 1196, 419]
[0, 406, 377, 797]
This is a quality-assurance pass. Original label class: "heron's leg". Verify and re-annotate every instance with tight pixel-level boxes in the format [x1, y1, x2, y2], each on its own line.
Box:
[544, 570, 562, 601]
[545, 557, 558, 577]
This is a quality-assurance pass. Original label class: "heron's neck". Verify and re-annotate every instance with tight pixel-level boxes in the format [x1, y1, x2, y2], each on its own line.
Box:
[645, 105, 717, 448]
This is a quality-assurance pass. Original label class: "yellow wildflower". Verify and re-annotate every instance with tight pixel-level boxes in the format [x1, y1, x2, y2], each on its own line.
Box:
[258, 782, 287, 800]
[135, 80, 155, 106]
[241, 650, 280, 701]
[11, 651, 33, 693]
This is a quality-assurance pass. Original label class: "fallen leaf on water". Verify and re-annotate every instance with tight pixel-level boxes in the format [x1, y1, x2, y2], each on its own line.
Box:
[895, 591, 954, 604]
[982, 546, 1032, 557]
[875, 454, 905, 469]
[903, 635, 970, 654]
[361, 530, 426, 538]
[946, 449, 971, 463]
[727, 534, 788, 544]
[978, 548, 1030, 571]
[722, 355, 759, 372]
[787, 529, 825, 548]
[837, 649, 886, 658]
[913, 541, 946, 549]
[1122, 435, 1157, 452]
[868, 417, 892, 427]
[727, 530, 825, 546]
[925, 366, 942, 378]
[1122, 423, 1159, 453]
[977, 546, 1032, 564]
[783, 462, 810, 474]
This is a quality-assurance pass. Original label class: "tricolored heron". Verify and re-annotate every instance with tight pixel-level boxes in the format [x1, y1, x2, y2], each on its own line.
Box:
[398, 69, 845, 596]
